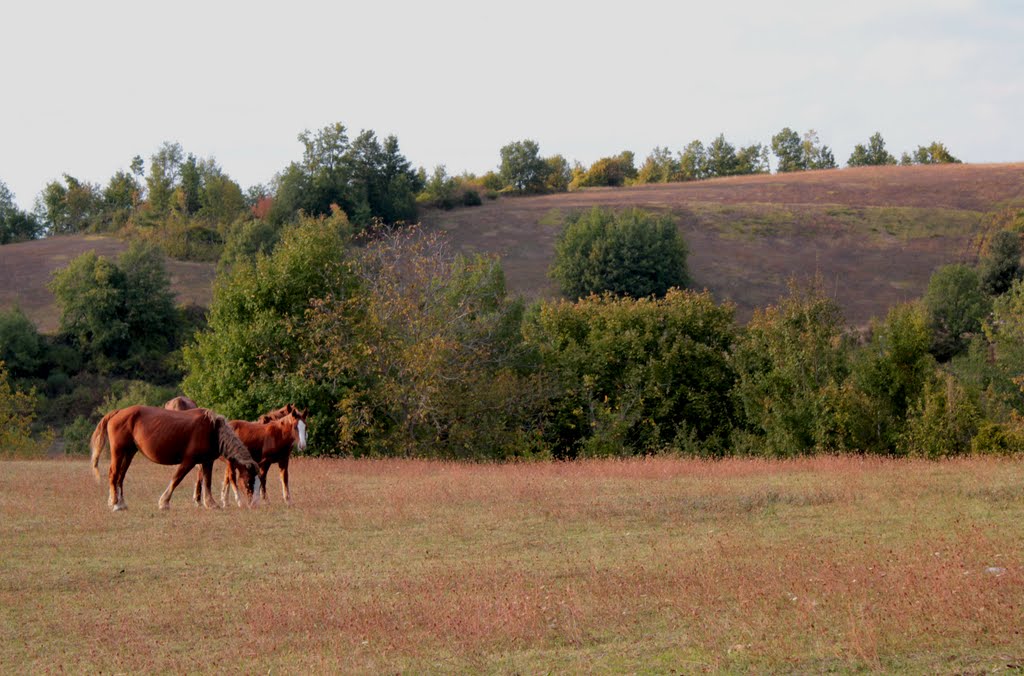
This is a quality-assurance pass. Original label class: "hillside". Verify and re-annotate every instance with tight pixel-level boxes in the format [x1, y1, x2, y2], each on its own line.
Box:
[421, 163, 1024, 325]
[0, 235, 214, 333]
[2, 164, 1023, 333]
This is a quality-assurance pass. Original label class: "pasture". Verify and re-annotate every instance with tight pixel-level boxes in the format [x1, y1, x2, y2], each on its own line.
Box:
[2, 456, 1023, 672]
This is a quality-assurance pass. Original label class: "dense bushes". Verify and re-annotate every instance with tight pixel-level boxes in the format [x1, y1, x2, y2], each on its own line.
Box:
[525, 290, 737, 457]
[551, 207, 689, 299]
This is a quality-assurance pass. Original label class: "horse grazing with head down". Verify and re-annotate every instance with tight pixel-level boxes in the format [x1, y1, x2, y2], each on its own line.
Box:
[90, 405, 262, 511]
[196, 405, 308, 507]
[164, 395, 198, 411]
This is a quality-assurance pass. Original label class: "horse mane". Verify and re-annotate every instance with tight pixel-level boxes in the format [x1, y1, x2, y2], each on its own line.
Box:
[204, 410, 259, 470]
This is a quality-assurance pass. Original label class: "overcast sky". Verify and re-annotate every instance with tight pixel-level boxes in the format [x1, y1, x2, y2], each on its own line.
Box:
[2, 0, 1022, 209]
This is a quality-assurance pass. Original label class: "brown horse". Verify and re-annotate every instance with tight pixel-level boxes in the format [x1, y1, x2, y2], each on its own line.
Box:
[195, 406, 308, 507]
[164, 395, 198, 411]
[90, 405, 261, 511]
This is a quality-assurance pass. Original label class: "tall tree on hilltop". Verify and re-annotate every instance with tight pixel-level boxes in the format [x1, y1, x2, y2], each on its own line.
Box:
[848, 132, 897, 167]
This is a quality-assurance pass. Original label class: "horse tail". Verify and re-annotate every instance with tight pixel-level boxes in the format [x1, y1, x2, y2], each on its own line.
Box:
[90, 411, 116, 482]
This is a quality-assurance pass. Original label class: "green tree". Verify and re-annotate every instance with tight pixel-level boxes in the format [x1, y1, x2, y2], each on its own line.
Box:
[923, 264, 991, 362]
[732, 278, 854, 456]
[0, 180, 43, 243]
[543, 154, 572, 193]
[847, 132, 897, 167]
[735, 143, 769, 175]
[899, 371, 979, 457]
[306, 227, 544, 458]
[849, 302, 934, 452]
[705, 135, 738, 177]
[49, 242, 178, 374]
[771, 127, 803, 173]
[146, 141, 184, 218]
[38, 175, 102, 234]
[182, 209, 356, 448]
[636, 146, 681, 184]
[0, 361, 42, 458]
[678, 140, 708, 180]
[551, 207, 689, 299]
[979, 230, 1023, 296]
[499, 139, 549, 193]
[0, 308, 44, 378]
[524, 289, 737, 457]
[801, 130, 837, 170]
[570, 152, 638, 188]
[911, 141, 961, 165]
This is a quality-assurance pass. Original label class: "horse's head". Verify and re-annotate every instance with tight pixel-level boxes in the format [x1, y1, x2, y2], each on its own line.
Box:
[233, 460, 262, 508]
[288, 408, 309, 452]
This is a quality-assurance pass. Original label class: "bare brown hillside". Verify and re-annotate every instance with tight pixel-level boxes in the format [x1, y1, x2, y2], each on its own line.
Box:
[421, 163, 1024, 325]
[0, 235, 214, 333]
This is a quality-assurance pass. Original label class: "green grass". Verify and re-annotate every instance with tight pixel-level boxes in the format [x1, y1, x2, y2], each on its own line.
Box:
[2, 456, 1024, 673]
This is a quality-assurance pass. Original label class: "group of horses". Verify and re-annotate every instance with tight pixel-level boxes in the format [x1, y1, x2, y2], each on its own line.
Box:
[89, 396, 307, 512]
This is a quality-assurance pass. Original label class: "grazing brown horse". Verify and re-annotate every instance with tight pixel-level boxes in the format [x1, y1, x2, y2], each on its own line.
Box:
[196, 406, 308, 507]
[164, 395, 198, 411]
[90, 405, 261, 511]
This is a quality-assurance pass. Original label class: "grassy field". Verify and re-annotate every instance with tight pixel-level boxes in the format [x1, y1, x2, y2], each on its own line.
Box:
[2, 456, 1023, 673]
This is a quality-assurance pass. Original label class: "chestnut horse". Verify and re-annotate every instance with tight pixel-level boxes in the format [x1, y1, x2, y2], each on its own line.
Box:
[164, 395, 198, 411]
[90, 405, 261, 511]
[195, 406, 308, 507]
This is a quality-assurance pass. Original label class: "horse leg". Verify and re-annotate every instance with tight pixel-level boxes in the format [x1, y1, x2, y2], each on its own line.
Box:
[192, 466, 204, 507]
[224, 462, 241, 507]
[279, 459, 291, 506]
[158, 462, 196, 510]
[200, 460, 220, 509]
[259, 461, 270, 502]
[114, 450, 135, 511]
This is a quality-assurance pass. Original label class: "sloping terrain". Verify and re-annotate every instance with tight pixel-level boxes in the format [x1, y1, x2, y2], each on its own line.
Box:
[0, 234, 214, 333]
[422, 163, 1024, 325]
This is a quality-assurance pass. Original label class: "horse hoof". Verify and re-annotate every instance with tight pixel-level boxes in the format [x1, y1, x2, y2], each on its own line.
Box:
[112, 504, 128, 512]
[158, 502, 170, 510]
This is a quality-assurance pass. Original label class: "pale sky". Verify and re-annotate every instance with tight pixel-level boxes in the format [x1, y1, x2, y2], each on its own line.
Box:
[2, 0, 1022, 210]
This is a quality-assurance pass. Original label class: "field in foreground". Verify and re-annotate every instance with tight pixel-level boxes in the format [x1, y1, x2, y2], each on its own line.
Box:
[2, 456, 1023, 673]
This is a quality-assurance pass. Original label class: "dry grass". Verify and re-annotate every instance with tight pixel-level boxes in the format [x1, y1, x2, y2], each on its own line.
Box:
[2, 456, 1023, 673]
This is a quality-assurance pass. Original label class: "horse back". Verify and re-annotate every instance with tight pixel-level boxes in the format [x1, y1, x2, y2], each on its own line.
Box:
[111, 405, 218, 465]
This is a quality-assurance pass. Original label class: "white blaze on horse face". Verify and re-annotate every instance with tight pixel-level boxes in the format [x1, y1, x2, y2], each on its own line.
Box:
[297, 420, 307, 451]
[250, 476, 261, 508]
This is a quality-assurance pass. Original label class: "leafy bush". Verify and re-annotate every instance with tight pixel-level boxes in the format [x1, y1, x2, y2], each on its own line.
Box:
[525, 289, 737, 458]
[732, 278, 855, 456]
[0, 361, 48, 458]
[979, 230, 1023, 296]
[310, 228, 549, 459]
[899, 371, 980, 457]
[551, 207, 689, 300]
[923, 264, 990, 362]
[0, 308, 44, 378]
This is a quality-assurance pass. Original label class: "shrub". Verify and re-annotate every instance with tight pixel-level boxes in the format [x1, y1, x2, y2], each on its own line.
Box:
[979, 230, 1023, 296]
[732, 277, 856, 456]
[524, 289, 737, 458]
[923, 264, 990, 362]
[551, 207, 689, 300]
[899, 371, 980, 457]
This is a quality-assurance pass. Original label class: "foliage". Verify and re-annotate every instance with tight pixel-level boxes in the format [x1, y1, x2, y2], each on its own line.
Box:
[543, 155, 572, 193]
[217, 218, 282, 272]
[306, 227, 548, 459]
[182, 209, 356, 450]
[923, 264, 991, 362]
[732, 278, 854, 456]
[907, 141, 961, 165]
[0, 180, 43, 243]
[899, 370, 980, 457]
[847, 132, 897, 167]
[524, 290, 737, 457]
[0, 361, 45, 458]
[979, 230, 1023, 296]
[551, 207, 689, 300]
[636, 146, 681, 184]
[771, 127, 836, 172]
[499, 139, 549, 194]
[270, 123, 422, 226]
[37, 174, 103, 234]
[49, 241, 179, 376]
[569, 151, 637, 189]
[848, 303, 935, 452]
[679, 140, 709, 180]
[0, 308, 44, 378]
